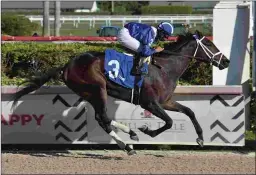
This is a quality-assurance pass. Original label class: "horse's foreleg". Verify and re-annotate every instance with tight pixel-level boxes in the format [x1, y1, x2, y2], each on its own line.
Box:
[110, 120, 139, 141]
[138, 101, 173, 137]
[162, 100, 204, 147]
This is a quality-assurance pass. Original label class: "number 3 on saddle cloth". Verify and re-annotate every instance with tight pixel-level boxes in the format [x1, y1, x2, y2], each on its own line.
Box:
[104, 49, 149, 89]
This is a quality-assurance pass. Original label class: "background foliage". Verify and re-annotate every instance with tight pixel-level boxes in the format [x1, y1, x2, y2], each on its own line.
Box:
[141, 5, 193, 14]
[1, 13, 40, 36]
[1, 42, 212, 86]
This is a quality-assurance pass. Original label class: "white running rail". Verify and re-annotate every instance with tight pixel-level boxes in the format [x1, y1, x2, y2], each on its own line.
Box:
[26, 15, 213, 27]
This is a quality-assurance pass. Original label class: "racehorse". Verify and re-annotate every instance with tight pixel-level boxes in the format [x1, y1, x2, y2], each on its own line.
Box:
[11, 30, 230, 155]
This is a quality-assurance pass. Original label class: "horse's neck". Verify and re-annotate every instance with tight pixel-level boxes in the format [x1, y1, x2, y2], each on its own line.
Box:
[156, 46, 194, 78]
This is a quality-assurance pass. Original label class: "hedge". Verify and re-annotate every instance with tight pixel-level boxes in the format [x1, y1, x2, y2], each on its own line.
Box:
[141, 5, 193, 15]
[6, 6, 207, 16]
[1, 42, 212, 86]
[3, 10, 212, 16]
[1, 13, 40, 36]
[2, 10, 134, 16]
[192, 10, 212, 14]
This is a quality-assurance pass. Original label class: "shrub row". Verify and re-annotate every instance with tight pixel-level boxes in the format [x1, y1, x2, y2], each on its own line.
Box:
[1, 42, 212, 86]
[141, 5, 193, 15]
[192, 10, 212, 14]
[4, 7, 208, 16]
[1, 13, 40, 36]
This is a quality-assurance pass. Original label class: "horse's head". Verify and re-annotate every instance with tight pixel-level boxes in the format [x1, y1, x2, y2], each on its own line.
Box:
[192, 30, 230, 70]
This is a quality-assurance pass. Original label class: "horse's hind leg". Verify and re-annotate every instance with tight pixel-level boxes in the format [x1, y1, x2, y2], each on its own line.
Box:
[162, 100, 204, 147]
[90, 87, 136, 155]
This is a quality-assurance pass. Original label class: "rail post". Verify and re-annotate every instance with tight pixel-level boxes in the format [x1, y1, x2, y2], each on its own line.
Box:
[213, 1, 251, 129]
[43, 0, 50, 36]
[54, 0, 61, 36]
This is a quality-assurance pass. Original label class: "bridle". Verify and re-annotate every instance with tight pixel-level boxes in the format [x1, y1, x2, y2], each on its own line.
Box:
[161, 34, 224, 67]
[193, 35, 224, 66]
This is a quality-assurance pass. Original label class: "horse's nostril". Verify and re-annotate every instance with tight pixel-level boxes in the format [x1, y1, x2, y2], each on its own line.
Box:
[219, 64, 225, 70]
[225, 60, 230, 66]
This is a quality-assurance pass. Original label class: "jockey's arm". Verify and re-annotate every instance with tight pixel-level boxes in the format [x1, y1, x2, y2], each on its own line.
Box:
[138, 44, 157, 57]
[138, 28, 159, 57]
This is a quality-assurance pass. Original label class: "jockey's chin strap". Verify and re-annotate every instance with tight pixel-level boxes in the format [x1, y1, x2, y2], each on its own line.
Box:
[193, 35, 223, 66]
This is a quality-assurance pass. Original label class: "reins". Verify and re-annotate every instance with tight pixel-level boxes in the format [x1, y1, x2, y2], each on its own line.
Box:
[161, 50, 201, 60]
[160, 39, 201, 60]
[160, 35, 223, 66]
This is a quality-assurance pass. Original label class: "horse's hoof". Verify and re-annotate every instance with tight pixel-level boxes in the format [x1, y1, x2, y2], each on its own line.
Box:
[138, 125, 148, 133]
[127, 150, 137, 156]
[196, 138, 204, 147]
[138, 125, 155, 137]
[130, 135, 139, 141]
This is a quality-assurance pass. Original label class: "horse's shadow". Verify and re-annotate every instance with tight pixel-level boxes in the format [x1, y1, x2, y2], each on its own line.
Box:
[75, 153, 124, 160]
[3, 151, 124, 160]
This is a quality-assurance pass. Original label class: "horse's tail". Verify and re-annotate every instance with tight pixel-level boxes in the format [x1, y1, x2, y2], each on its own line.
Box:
[11, 66, 64, 109]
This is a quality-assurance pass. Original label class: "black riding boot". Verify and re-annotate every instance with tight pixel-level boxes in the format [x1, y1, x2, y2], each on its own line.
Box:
[131, 55, 146, 76]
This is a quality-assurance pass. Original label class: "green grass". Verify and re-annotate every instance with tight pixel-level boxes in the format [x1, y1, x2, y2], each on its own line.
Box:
[245, 130, 256, 141]
[33, 21, 212, 36]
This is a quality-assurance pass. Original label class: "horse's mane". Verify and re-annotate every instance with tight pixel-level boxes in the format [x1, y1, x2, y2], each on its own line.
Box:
[163, 32, 195, 52]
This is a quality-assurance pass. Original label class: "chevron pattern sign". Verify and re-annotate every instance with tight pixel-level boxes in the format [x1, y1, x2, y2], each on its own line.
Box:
[52, 94, 88, 143]
[209, 95, 245, 145]
[1, 86, 245, 146]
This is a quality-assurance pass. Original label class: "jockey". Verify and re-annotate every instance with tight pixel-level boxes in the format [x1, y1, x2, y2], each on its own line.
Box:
[117, 21, 174, 75]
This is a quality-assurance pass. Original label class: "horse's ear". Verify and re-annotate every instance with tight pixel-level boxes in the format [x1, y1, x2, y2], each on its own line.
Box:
[195, 30, 203, 38]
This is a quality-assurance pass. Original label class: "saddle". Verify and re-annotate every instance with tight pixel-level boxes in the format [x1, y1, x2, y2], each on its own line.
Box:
[104, 48, 161, 105]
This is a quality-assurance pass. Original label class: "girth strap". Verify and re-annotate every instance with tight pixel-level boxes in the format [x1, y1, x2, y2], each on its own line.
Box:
[131, 86, 141, 105]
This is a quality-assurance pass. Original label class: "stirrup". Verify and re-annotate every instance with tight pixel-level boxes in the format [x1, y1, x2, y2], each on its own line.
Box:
[143, 56, 151, 64]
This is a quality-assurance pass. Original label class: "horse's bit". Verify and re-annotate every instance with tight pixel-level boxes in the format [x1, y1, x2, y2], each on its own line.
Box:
[193, 35, 224, 66]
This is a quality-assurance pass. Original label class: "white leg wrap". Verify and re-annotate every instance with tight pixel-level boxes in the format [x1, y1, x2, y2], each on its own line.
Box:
[109, 131, 126, 149]
[111, 120, 130, 133]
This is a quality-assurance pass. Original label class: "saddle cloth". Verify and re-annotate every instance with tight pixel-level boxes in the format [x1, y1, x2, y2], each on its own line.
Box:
[104, 49, 149, 89]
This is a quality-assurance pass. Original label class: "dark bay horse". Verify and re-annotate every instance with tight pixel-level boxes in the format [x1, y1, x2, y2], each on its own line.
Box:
[11, 30, 230, 155]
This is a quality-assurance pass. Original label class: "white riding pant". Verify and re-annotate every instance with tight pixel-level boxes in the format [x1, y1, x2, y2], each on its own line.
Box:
[117, 28, 141, 53]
